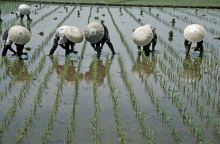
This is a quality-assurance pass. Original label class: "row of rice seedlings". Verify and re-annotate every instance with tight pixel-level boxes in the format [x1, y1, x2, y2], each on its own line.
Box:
[0, 2, 21, 15]
[65, 69, 80, 144]
[65, 7, 92, 143]
[107, 10, 180, 142]
[18, 55, 46, 106]
[159, 55, 209, 120]
[15, 65, 54, 144]
[160, 8, 220, 28]
[145, 81, 183, 143]
[138, 55, 183, 143]
[0, 97, 16, 136]
[91, 57, 101, 144]
[107, 7, 135, 64]
[31, 6, 61, 27]
[157, 56, 220, 137]
[203, 10, 220, 19]
[41, 57, 69, 144]
[158, 8, 220, 36]
[29, 6, 77, 65]
[107, 7, 144, 84]
[135, 7, 183, 34]
[0, 55, 47, 136]
[105, 57, 126, 143]
[162, 50, 219, 117]
[118, 55, 154, 144]
[156, 60, 212, 143]
[177, 8, 220, 26]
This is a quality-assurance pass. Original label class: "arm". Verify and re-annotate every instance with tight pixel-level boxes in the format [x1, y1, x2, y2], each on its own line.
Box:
[184, 39, 192, 55]
[151, 33, 157, 51]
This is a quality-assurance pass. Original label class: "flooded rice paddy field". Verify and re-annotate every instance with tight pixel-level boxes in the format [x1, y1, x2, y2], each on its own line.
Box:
[0, 2, 220, 144]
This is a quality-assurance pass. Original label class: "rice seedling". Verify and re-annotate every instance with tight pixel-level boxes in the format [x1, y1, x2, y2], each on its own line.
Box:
[41, 60, 68, 143]
[106, 57, 126, 143]
[31, 6, 61, 27]
[91, 56, 101, 144]
[0, 97, 17, 135]
[65, 7, 93, 143]
[118, 55, 154, 144]
[15, 66, 53, 144]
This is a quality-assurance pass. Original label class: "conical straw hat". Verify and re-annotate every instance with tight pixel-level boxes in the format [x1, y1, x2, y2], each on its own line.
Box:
[18, 4, 31, 15]
[64, 26, 83, 43]
[84, 21, 104, 43]
[184, 24, 206, 42]
[8, 25, 31, 45]
[132, 26, 153, 46]
[56, 26, 69, 34]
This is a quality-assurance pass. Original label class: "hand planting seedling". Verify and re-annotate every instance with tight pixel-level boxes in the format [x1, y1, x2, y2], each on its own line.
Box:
[184, 24, 206, 57]
[2, 25, 31, 60]
[49, 25, 83, 56]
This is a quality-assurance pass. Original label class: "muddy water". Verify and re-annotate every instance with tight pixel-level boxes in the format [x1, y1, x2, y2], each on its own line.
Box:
[0, 2, 220, 144]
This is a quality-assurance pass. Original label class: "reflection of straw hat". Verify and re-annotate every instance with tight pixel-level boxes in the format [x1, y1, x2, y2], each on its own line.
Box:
[132, 26, 153, 46]
[184, 24, 206, 42]
[64, 26, 83, 43]
[182, 57, 202, 83]
[8, 25, 31, 45]
[84, 21, 104, 43]
[18, 4, 31, 15]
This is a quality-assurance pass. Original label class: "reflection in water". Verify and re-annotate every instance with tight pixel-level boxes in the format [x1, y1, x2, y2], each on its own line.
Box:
[52, 57, 83, 86]
[132, 54, 157, 81]
[131, 55, 157, 81]
[182, 55, 202, 83]
[19, 21, 31, 33]
[3, 57, 31, 83]
[84, 56, 114, 87]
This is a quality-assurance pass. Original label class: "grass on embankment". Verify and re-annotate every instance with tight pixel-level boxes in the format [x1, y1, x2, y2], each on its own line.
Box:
[4, 0, 220, 8]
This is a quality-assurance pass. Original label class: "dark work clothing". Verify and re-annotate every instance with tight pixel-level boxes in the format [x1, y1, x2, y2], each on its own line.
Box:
[90, 24, 115, 57]
[184, 39, 203, 56]
[20, 13, 31, 21]
[49, 34, 76, 56]
[138, 33, 157, 55]
[2, 28, 9, 42]
[0, 9, 2, 21]
[2, 29, 26, 59]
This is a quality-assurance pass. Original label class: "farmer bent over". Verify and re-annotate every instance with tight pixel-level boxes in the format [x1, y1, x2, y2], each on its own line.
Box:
[49, 26, 83, 56]
[2, 25, 31, 60]
[84, 21, 115, 58]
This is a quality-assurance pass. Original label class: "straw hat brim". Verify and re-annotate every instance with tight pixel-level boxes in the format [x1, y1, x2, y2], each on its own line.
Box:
[64, 26, 83, 43]
[184, 24, 206, 42]
[84, 21, 104, 43]
[132, 26, 153, 46]
[8, 25, 31, 45]
[56, 26, 69, 34]
[18, 4, 31, 15]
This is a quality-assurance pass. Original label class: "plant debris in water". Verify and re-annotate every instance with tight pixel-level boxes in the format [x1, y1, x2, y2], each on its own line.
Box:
[38, 32, 44, 36]
[24, 47, 31, 51]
